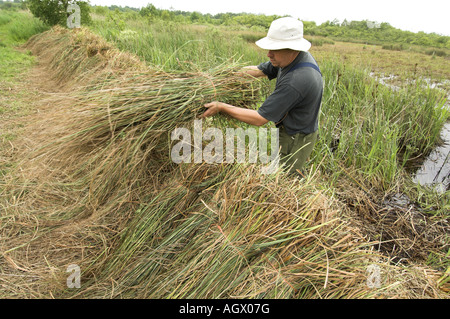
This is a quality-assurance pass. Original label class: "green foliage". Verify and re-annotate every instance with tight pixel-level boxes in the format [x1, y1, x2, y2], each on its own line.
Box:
[91, 17, 267, 72]
[382, 43, 405, 51]
[309, 19, 449, 50]
[0, 0, 27, 11]
[106, 8, 126, 31]
[139, 3, 158, 18]
[0, 9, 49, 45]
[0, 11, 12, 25]
[313, 59, 449, 189]
[309, 37, 335, 47]
[94, 4, 448, 53]
[0, 10, 38, 82]
[26, 0, 92, 26]
[424, 49, 448, 57]
[8, 15, 49, 41]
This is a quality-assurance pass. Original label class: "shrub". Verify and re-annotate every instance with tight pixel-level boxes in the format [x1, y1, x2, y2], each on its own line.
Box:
[382, 43, 404, 51]
[425, 49, 448, 57]
[26, 0, 92, 27]
[0, 11, 12, 26]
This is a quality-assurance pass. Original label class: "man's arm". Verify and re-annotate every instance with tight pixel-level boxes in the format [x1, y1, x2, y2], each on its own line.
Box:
[201, 102, 268, 127]
[239, 66, 266, 78]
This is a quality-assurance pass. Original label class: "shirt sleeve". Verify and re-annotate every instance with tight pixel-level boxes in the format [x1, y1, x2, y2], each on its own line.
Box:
[257, 61, 279, 80]
[257, 83, 302, 123]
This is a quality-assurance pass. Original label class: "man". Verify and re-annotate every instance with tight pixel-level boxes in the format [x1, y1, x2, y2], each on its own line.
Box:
[201, 17, 323, 175]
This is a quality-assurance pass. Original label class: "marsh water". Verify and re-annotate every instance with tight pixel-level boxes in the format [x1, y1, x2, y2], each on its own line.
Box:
[412, 122, 450, 192]
[371, 73, 450, 193]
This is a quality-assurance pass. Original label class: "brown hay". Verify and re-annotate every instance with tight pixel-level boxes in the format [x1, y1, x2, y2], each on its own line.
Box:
[24, 26, 149, 89]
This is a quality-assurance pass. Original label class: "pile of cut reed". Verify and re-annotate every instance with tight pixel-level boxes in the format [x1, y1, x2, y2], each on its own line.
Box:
[65, 162, 446, 299]
[25, 26, 149, 88]
[65, 162, 385, 299]
[39, 66, 262, 212]
[1, 27, 266, 298]
[25, 26, 264, 212]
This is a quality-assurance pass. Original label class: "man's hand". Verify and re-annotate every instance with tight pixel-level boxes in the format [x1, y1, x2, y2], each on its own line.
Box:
[201, 101, 222, 118]
[200, 101, 268, 127]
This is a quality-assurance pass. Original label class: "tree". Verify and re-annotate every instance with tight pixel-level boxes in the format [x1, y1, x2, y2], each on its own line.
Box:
[26, 0, 91, 26]
[190, 11, 202, 23]
[139, 3, 158, 18]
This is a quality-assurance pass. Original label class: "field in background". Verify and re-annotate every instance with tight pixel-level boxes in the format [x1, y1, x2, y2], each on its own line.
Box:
[89, 8, 450, 79]
[0, 8, 449, 299]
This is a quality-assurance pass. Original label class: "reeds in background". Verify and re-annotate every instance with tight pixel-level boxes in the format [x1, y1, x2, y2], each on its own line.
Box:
[91, 19, 266, 72]
[0, 10, 49, 43]
[313, 59, 449, 189]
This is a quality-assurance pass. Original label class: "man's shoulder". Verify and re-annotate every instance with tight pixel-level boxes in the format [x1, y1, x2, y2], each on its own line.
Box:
[284, 65, 321, 84]
[284, 58, 323, 93]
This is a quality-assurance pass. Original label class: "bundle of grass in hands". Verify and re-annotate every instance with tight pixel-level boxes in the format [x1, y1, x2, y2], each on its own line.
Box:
[64, 61, 260, 150]
[73, 65, 261, 206]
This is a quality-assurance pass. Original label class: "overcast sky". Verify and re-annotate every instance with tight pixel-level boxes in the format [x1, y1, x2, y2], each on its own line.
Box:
[89, 0, 450, 36]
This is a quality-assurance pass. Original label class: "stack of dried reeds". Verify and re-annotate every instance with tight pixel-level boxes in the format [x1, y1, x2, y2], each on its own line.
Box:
[1, 26, 265, 297]
[80, 162, 385, 298]
[25, 26, 263, 210]
[25, 26, 149, 88]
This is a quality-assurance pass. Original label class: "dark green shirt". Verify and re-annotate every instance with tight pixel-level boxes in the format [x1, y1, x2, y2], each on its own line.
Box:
[257, 51, 323, 135]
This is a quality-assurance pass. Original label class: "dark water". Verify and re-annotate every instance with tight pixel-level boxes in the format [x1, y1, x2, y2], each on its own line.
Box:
[412, 122, 450, 193]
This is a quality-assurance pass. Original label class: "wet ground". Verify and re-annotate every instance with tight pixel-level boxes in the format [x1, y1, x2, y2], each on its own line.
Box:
[413, 122, 450, 192]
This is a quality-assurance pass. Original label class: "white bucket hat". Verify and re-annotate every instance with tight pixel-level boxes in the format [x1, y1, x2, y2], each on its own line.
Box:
[255, 17, 311, 52]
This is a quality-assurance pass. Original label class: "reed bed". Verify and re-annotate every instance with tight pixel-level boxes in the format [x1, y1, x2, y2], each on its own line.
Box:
[92, 19, 265, 72]
[313, 58, 449, 190]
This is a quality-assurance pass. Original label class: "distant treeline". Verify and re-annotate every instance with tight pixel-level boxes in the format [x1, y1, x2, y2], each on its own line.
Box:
[0, 0, 26, 10]
[95, 3, 450, 50]
[1, 0, 448, 50]
[308, 19, 449, 49]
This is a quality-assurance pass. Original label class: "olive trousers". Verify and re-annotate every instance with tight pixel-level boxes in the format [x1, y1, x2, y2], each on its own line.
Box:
[279, 127, 318, 175]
